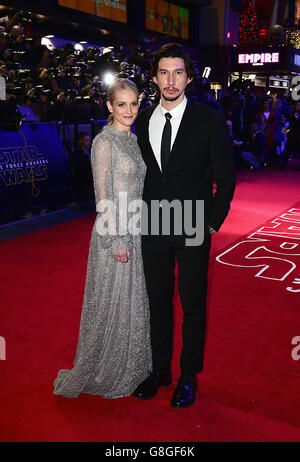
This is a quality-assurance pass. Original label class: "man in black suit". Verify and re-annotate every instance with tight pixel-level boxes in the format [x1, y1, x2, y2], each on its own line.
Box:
[251, 122, 269, 165]
[133, 43, 236, 408]
[73, 132, 94, 207]
[241, 121, 269, 170]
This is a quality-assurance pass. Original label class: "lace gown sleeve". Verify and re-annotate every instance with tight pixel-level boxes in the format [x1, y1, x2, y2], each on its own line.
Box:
[91, 133, 132, 255]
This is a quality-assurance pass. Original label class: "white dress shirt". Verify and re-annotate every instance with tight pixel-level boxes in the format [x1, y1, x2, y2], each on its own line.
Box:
[149, 95, 187, 171]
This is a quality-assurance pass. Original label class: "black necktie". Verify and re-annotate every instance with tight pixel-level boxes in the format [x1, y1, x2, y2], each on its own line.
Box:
[161, 112, 172, 173]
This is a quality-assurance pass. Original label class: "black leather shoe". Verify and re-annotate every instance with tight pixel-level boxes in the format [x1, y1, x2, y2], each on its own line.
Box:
[133, 370, 172, 400]
[170, 375, 197, 409]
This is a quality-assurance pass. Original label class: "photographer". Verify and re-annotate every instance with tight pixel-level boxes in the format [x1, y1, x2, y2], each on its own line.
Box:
[0, 9, 189, 126]
[1, 83, 23, 123]
[33, 44, 51, 76]
[72, 131, 94, 208]
[37, 89, 50, 121]
[9, 24, 26, 51]
[46, 89, 66, 121]
[0, 28, 9, 59]
[53, 65, 76, 91]
[77, 82, 105, 120]
[0, 59, 13, 83]
[23, 87, 39, 117]
[35, 67, 52, 90]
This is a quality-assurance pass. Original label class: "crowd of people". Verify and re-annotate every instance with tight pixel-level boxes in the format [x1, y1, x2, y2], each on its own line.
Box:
[221, 87, 300, 171]
[1, 9, 299, 175]
[0, 11, 159, 124]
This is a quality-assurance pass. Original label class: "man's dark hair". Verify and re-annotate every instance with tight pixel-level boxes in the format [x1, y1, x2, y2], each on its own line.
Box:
[151, 43, 193, 79]
[78, 132, 90, 141]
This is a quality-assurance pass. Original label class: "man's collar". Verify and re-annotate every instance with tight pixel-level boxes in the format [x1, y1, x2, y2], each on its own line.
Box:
[159, 95, 187, 118]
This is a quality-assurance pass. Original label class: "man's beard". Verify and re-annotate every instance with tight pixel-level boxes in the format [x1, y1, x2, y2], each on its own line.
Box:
[162, 89, 181, 102]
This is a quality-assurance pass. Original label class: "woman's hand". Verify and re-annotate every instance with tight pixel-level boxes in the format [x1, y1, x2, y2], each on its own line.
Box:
[113, 249, 130, 263]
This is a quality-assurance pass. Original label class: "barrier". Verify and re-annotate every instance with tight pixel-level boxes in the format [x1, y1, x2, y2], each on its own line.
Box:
[0, 121, 74, 222]
[57, 119, 107, 152]
[0, 119, 110, 223]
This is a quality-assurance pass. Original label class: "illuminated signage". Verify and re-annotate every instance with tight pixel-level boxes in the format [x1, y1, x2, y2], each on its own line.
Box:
[294, 54, 300, 67]
[238, 52, 279, 66]
[58, 0, 127, 23]
[269, 77, 289, 89]
[295, 0, 300, 26]
[145, 0, 189, 39]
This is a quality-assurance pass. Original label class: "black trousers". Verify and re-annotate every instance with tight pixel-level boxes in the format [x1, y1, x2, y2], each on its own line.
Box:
[142, 233, 211, 376]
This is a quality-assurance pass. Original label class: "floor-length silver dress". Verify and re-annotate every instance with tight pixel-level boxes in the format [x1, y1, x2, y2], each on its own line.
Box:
[53, 124, 152, 398]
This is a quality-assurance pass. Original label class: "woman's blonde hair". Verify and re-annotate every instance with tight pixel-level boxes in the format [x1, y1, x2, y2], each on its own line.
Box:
[107, 78, 139, 125]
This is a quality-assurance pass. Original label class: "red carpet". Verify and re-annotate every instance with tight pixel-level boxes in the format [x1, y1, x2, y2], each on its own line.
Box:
[203, 201, 300, 427]
[1, 166, 300, 442]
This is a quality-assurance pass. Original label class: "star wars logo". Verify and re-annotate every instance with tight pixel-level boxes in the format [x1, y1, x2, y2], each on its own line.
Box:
[0, 145, 48, 186]
[216, 208, 300, 293]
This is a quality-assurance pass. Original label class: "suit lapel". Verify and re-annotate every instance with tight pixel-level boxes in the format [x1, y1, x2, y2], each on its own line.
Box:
[139, 103, 162, 177]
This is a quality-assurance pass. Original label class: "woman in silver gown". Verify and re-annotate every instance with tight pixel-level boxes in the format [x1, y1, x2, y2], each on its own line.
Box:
[53, 78, 152, 399]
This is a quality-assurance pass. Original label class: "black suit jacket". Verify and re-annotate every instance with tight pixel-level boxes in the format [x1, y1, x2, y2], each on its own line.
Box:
[134, 98, 236, 241]
[252, 131, 268, 161]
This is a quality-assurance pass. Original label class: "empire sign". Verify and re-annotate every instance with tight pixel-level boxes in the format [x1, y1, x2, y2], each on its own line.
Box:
[238, 52, 280, 66]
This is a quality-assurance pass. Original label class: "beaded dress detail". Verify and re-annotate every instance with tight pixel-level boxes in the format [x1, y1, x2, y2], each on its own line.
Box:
[53, 124, 152, 398]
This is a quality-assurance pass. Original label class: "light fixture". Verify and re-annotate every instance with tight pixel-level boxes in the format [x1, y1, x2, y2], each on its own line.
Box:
[103, 72, 115, 86]
[75, 43, 84, 52]
[41, 37, 54, 50]
[202, 67, 211, 78]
